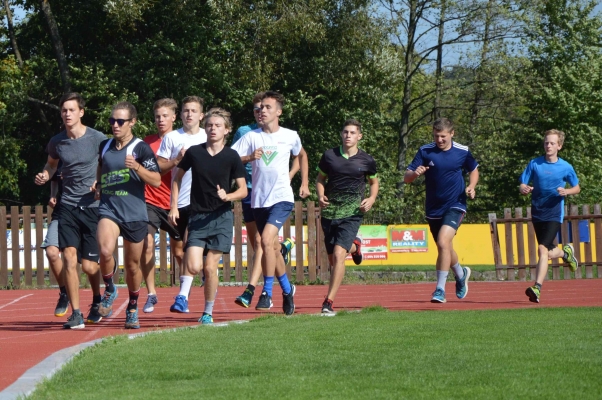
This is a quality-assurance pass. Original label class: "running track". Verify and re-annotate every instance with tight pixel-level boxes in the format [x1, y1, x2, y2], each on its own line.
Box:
[0, 280, 600, 394]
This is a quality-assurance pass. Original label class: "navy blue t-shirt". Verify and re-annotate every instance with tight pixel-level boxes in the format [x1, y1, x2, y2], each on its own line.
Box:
[519, 156, 579, 223]
[407, 142, 478, 218]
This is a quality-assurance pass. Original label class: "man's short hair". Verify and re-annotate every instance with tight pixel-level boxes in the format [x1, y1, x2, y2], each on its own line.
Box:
[544, 129, 565, 146]
[153, 98, 177, 113]
[433, 118, 454, 132]
[261, 91, 285, 109]
[204, 107, 232, 131]
[112, 101, 137, 120]
[343, 119, 362, 133]
[59, 92, 85, 109]
[252, 92, 265, 104]
[181, 96, 204, 112]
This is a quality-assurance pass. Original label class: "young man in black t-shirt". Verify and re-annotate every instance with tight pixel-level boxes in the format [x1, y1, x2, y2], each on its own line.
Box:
[316, 119, 379, 314]
[169, 108, 247, 324]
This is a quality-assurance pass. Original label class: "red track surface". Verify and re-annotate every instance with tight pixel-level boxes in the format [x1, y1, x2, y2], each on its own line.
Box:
[1, 279, 601, 391]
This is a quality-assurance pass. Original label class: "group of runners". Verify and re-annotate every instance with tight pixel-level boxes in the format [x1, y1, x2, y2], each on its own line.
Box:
[36, 90, 580, 330]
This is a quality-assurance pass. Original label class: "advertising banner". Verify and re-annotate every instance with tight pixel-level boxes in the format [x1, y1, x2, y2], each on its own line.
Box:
[346, 225, 388, 260]
[389, 227, 428, 253]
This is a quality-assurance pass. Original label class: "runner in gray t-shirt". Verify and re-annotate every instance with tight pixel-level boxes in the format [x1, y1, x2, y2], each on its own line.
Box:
[35, 92, 107, 330]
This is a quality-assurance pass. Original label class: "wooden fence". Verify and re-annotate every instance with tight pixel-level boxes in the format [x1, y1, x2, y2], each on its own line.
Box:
[0, 201, 330, 288]
[489, 205, 602, 281]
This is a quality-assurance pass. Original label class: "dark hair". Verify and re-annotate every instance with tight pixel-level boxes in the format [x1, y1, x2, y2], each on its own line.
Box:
[153, 98, 177, 113]
[433, 118, 454, 132]
[181, 96, 204, 112]
[204, 107, 232, 131]
[252, 92, 265, 104]
[59, 92, 85, 109]
[342, 119, 362, 133]
[261, 90, 285, 109]
[112, 101, 137, 120]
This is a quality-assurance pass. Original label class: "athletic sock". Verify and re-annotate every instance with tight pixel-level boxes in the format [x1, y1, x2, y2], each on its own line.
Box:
[204, 301, 215, 315]
[451, 262, 464, 280]
[128, 289, 140, 311]
[436, 270, 449, 290]
[276, 273, 292, 295]
[93, 294, 102, 305]
[73, 308, 81, 315]
[59, 286, 67, 295]
[264, 276, 274, 297]
[535, 282, 542, 290]
[179, 276, 193, 299]
[246, 284, 255, 294]
[102, 273, 115, 293]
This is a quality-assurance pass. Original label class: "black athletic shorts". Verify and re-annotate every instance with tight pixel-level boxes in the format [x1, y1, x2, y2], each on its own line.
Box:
[175, 205, 191, 239]
[241, 189, 254, 223]
[100, 216, 148, 244]
[55, 204, 99, 262]
[321, 214, 363, 254]
[146, 203, 181, 241]
[426, 208, 465, 242]
[533, 221, 561, 251]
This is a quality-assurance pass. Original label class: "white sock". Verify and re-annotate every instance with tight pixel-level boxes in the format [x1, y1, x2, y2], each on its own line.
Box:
[179, 275, 193, 299]
[204, 300, 215, 315]
[436, 270, 449, 290]
[451, 262, 464, 280]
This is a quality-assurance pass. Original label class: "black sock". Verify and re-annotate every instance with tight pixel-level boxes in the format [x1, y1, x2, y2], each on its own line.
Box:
[247, 284, 255, 294]
[129, 290, 140, 311]
[59, 286, 67, 295]
[535, 283, 542, 290]
[93, 295, 102, 304]
[103, 273, 115, 292]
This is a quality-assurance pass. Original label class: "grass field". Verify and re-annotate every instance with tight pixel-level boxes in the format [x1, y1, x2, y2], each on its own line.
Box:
[27, 307, 602, 399]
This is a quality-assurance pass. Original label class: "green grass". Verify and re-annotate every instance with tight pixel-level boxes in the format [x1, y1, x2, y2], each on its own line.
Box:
[28, 307, 602, 399]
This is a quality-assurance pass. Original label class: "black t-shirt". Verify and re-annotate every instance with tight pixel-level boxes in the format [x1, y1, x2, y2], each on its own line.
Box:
[177, 143, 246, 213]
[317, 146, 377, 219]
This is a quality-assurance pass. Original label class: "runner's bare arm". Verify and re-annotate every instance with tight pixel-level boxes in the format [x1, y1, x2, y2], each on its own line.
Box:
[34, 156, 59, 185]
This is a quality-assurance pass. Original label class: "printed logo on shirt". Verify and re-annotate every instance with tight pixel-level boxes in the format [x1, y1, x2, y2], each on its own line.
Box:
[261, 146, 279, 166]
[143, 159, 157, 170]
[429, 161, 435, 167]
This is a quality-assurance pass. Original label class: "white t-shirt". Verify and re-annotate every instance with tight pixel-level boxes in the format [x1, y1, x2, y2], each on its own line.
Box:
[157, 127, 207, 208]
[231, 127, 302, 208]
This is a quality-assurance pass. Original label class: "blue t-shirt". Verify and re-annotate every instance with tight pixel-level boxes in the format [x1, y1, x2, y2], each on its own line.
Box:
[232, 123, 258, 189]
[519, 156, 579, 222]
[407, 142, 479, 218]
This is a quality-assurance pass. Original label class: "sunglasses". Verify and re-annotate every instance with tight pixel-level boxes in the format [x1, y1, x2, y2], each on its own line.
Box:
[108, 118, 133, 126]
[253, 106, 262, 112]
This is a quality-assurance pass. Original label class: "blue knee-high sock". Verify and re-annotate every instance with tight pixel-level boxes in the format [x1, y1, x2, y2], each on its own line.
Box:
[264, 276, 274, 297]
[277, 274, 292, 295]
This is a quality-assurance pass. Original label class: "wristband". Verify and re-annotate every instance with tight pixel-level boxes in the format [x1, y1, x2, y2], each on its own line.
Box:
[135, 163, 140, 172]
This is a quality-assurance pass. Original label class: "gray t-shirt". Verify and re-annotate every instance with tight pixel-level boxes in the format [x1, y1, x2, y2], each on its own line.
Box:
[47, 127, 107, 207]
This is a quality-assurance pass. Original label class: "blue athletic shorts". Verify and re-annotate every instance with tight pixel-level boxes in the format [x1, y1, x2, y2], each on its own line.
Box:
[241, 189, 254, 223]
[253, 201, 294, 234]
[426, 208, 465, 242]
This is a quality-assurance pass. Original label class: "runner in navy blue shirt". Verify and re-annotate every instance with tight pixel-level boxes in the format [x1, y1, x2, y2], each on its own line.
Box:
[520, 129, 580, 303]
[405, 118, 478, 304]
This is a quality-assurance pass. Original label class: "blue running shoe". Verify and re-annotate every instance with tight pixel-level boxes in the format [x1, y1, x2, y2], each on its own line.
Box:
[125, 308, 140, 329]
[98, 288, 118, 317]
[170, 295, 189, 313]
[431, 288, 446, 303]
[235, 289, 254, 308]
[199, 313, 213, 325]
[143, 294, 158, 313]
[455, 266, 471, 299]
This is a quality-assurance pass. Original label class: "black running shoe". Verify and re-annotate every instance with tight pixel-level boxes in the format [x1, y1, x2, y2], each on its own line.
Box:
[54, 292, 69, 317]
[282, 284, 296, 315]
[351, 237, 363, 265]
[255, 291, 273, 311]
[86, 303, 103, 324]
[63, 311, 85, 329]
[321, 298, 334, 314]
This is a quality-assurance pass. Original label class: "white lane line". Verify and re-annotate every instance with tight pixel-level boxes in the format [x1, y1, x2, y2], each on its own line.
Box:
[0, 295, 33, 311]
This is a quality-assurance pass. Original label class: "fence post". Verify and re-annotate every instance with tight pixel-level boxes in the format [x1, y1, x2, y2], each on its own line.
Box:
[11, 206, 21, 287]
[159, 230, 168, 285]
[0, 206, 7, 287]
[582, 205, 593, 279]
[23, 206, 32, 286]
[560, 206, 570, 280]
[569, 205, 582, 279]
[515, 208, 526, 281]
[504, 208, 515, 281]
[594, 205, 602, 279]
[234, 202, 243, 282]
[294, 201, 304, 282]
[35, 206, 45, 287]
[526, 207, 537, 280]
[488, 212, 503, 279]
[307, 202, 317, 282]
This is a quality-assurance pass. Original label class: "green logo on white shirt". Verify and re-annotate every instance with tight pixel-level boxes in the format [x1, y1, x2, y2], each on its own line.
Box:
[262, 147, 279, 166]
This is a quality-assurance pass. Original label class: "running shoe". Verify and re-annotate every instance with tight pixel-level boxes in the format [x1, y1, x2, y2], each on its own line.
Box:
[143, 294, 158, 313]
[86, 303, 103, 324]
[234, 289, 254, 308]
[98, 288, 118, 317]
[169, 295, 189, 313]
[199, 313, 213, 325]
[563, 244, 578, 272]
[351, 237, 363, 265]
[431, 288, 446, 303]
[281, 238, 295, 265]
[321, 298, 334, 314]
[282, 284, 296, 315]
[63, 311, 85, 329]
[255, 291, 273, 311]
[54, 292, 69, 317]
[525, 285, 540, 303]
[455, 266, 471, 299]
[124, 308, 140, 329]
